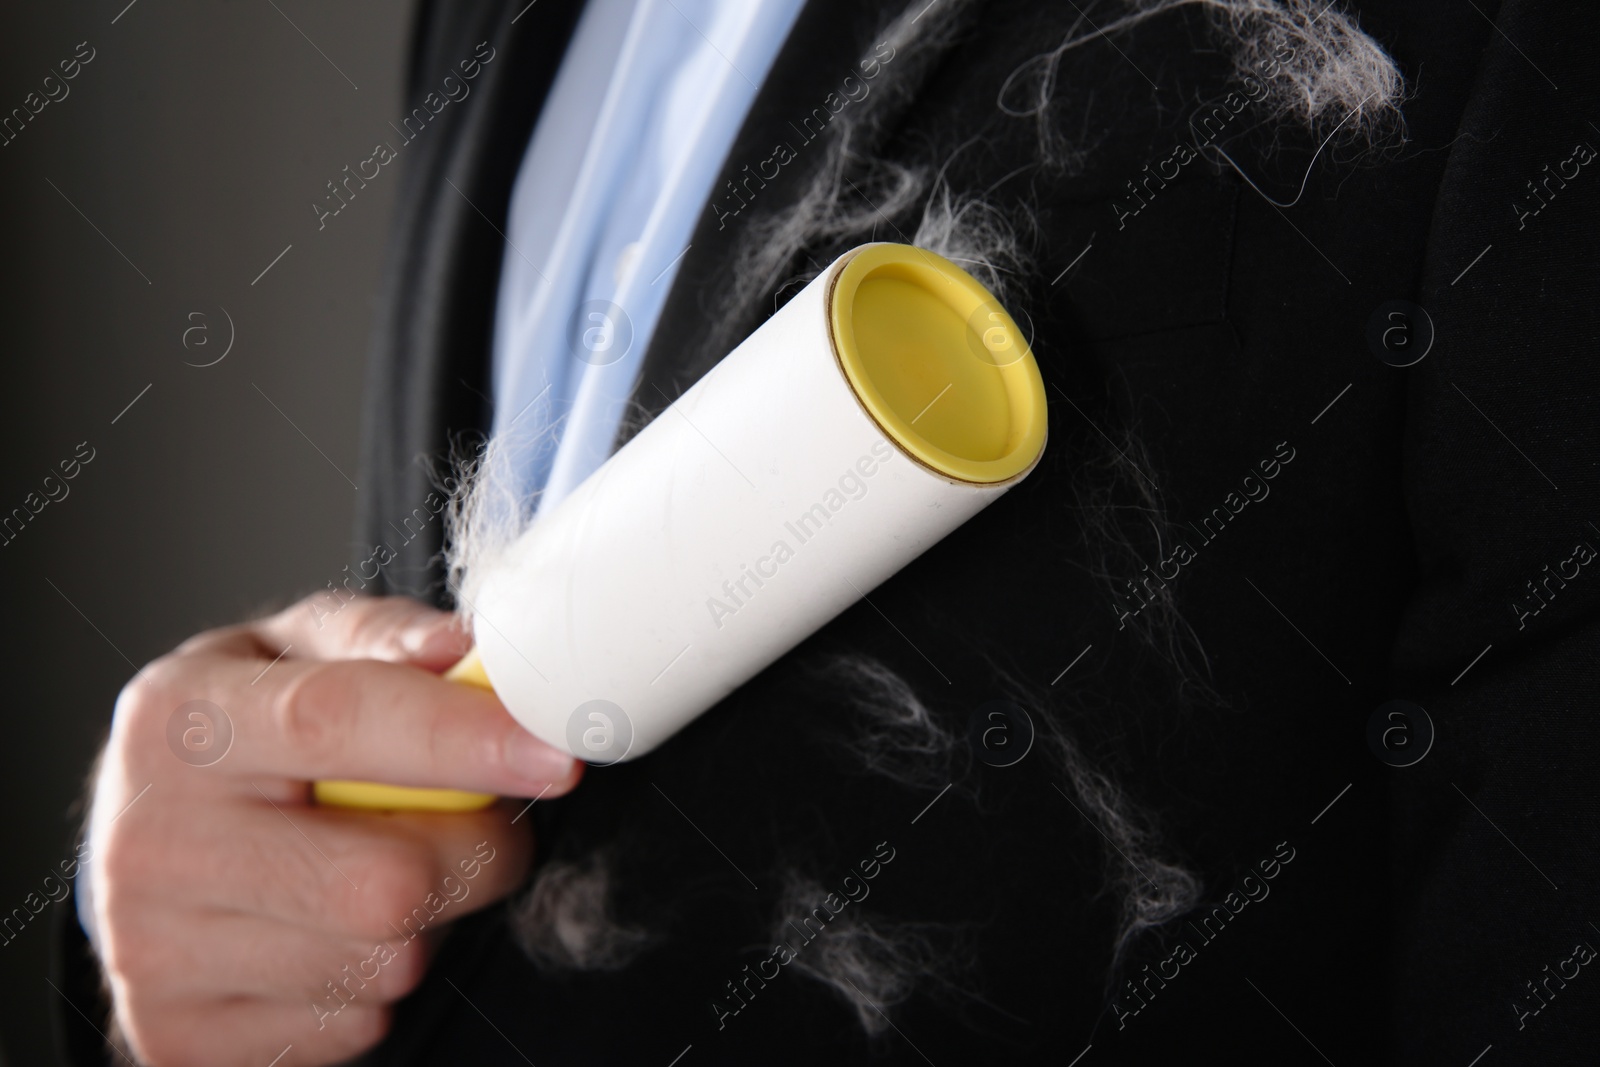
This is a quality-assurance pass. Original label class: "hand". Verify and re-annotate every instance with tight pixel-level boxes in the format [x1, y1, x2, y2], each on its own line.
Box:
[83, 594, 581, 1066]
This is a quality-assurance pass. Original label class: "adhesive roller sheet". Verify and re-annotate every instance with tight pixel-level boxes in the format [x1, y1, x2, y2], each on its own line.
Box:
[314, 242, 1047, 808]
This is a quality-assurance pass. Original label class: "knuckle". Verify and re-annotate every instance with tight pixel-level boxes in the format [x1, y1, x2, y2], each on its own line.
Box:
[468, 835, 530, 900]
[125, 1017, 206, 1067]
[271, 661, 356, 768]
[327, 1005, 393, 1058]
[110, 655, 179, 739]
[170, 617, 248, 658]
[254, 827, 333, 920]
[113, 1006, 165, 1066]
[96, 826, 156, 907]
[294, 587, 337, 617]
[423, 704, 458, 775]
[347, 844, 436, 940]
[343, 598, 421, 656]
[108, 652, 217, 779]
[97, 921, 141, 985]
[99, 915, 166, 998]
[375, 940, 430, 1000]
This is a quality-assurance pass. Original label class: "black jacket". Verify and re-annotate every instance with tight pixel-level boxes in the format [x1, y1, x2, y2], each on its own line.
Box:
[61, 0, 1600, 1063]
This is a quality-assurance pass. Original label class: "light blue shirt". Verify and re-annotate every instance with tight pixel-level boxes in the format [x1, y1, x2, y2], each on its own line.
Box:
[489, 0, 806, 516]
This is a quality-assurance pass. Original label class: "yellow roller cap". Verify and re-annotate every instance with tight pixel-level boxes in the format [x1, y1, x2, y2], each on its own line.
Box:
[828, 243, 1047, 485]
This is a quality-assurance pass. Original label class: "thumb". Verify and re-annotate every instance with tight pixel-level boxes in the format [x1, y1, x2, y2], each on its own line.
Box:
[397, 608, 476, 673]
[257, 594, 474, 670]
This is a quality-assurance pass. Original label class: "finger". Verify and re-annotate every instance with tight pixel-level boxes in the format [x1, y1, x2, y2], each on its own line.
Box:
[180, 595, 471, 673]
[144, 649, 579, 797]
[115, 995, 391, 1067]
[108, 908, 431, 1004]
[103, 799, 533, 941]
[257, 594, 474, 670]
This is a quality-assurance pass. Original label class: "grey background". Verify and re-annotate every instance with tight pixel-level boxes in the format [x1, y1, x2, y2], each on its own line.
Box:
[0, 2, 413, 1062]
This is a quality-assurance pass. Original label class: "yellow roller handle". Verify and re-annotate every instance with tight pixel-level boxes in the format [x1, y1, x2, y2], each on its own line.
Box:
[312, 650, 499, 812]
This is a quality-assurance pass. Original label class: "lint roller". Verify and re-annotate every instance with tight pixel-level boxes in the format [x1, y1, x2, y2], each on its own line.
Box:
[316, 243, 1047, 811]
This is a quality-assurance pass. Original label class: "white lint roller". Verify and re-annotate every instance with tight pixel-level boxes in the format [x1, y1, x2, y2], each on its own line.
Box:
[317, 243, 1047, 811]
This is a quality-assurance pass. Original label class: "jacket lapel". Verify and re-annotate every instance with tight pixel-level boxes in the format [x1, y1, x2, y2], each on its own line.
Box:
[625, 0, 914, 423]
[359, 0, 585, 597]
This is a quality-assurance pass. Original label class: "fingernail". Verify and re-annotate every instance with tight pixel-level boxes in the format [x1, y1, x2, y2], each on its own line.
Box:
[504, 728, 577, 783]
